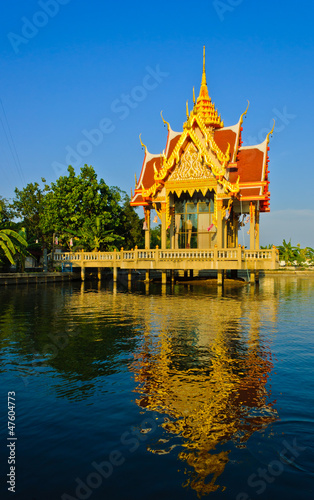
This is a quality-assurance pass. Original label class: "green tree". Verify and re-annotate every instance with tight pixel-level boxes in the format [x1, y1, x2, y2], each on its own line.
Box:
[41, 165, 127, 251]
[0, 197, 14, 225]
[0, 227, 27, 266]
[12, 180, 49, 245]
[118, 193, 144, 249]
[150, 225, 161, 248]
[278, 239, 298, 264]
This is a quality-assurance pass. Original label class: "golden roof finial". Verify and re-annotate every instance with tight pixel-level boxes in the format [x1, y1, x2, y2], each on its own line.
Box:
[186, 100, 189, 119]
[266, 119, 275, 144]
[201, 45, 207, 87]
[160, 110, 170, 131]
[134, 173, 137, 187]
[193, 87, 196, 105]
[139, 133, 147, 153]
[240, 100, 250, 125]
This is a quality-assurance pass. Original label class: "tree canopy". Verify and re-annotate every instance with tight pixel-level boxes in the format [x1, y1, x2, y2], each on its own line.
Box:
[10, 165, 144, 252]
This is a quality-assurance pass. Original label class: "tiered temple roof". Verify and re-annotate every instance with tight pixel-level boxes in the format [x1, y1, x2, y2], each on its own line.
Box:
[131, 47, 273, 213]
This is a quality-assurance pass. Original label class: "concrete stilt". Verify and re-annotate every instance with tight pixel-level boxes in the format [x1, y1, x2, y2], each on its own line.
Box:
[113, 267, 118, 282]
[162, 271, 167, 284]
[250, 271, 256, 284]
[217, 270, 224, 286]
[145, 270, 150, 283]
[98, 268, 102, 281]
[81, 267, 85, 281]
[171, 270, 175, 283]
[128, 270, 132, 283]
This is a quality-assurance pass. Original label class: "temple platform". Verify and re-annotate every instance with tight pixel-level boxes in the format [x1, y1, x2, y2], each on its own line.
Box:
[52, 247, 279, 283]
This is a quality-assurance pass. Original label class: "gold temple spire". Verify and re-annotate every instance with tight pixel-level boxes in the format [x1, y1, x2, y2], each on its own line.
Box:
[194, 46, 223, 128]
[201, 45, 207, 87]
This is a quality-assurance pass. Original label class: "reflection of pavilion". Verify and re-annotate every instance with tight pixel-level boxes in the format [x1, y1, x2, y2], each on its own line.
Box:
[129, 292, 278, 496]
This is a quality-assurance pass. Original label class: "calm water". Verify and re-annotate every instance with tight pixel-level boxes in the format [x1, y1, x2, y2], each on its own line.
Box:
[0, 277, 313, 500]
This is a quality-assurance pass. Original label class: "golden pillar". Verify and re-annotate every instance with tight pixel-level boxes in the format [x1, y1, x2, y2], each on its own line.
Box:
[255, 210, 260, 250]
[216, 200, 223, 249]
[250, 202, 256, 250]
[161, 207, 167, 250]
[145, 208, 151, 250]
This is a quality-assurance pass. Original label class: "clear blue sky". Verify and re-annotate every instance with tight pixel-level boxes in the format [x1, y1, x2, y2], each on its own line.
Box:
[1, 0, 314, 247]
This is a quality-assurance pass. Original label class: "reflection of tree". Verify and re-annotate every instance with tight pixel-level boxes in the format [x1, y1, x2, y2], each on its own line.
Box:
[130, 298, 278, 497]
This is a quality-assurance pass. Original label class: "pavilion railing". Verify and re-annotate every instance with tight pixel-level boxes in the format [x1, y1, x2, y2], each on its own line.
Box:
[52, 247, 278, 265]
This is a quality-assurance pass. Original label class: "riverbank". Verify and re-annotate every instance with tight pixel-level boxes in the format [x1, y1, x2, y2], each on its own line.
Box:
[0, 272, 80, 285]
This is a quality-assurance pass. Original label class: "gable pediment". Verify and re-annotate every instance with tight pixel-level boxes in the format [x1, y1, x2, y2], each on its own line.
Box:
[167, 142, 216, 183]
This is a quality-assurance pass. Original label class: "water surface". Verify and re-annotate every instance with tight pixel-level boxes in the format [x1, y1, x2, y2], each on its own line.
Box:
[0, 277, 313, 499]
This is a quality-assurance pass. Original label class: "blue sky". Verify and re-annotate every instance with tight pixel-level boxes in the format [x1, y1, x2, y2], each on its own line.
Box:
[1, 0, 314, 247]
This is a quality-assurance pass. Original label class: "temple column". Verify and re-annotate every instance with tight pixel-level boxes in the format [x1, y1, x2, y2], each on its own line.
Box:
[223, 219, 227, 249]
[168, 194, 175, 249]
[217, 201, 223, 249]
[255, 210, 260, 250]
[161, 207, 167, 250]
[235, 214, 239, 247]
[145, 208, 151, 249]
[81, 266, 85, 281]
[250, 202, 256, 250]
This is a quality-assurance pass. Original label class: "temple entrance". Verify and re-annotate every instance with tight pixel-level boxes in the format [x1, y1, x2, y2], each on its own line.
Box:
[173, 191, 217, 249]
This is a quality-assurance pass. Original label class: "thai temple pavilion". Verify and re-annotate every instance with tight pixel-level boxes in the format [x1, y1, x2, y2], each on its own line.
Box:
[131, 47, 274, 256]
[53, 47, 278, 283]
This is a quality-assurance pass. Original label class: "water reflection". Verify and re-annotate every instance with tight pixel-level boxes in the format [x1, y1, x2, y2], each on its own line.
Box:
[2, 277, 313, 497]
[128, 288, 279, 496]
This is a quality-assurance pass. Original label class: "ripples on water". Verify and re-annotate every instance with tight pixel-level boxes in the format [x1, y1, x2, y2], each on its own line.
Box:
[0, 276, 313, 499]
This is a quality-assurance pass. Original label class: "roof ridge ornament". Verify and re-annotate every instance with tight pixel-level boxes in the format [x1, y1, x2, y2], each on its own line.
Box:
[266, 119, 275, 144]
[160, 110, 170, 131]
[139, 133, 147, 153]
[240, 100, 250, 125]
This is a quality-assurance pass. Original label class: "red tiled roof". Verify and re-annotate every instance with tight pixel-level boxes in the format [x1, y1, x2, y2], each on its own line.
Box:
[214, 127, 238, 159]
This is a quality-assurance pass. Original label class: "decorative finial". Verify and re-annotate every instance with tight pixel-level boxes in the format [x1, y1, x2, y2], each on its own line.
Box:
[201, 45, 207, 86]
[193, 87, 196, 105]
[240, 100, 250, 125]
[266, 119, 275, 144]
[139, 133, 147, 153]
[134, 173, 137, 187]
[186, 100, 189, 119]
[130, 188, 133, 198]
[160, 110, 170, 131]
